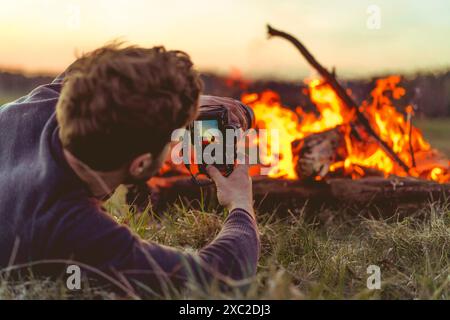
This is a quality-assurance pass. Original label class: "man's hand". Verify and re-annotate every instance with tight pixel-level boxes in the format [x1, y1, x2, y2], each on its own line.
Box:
[199, 95, 249, 130]
[206, 164, 255, 219]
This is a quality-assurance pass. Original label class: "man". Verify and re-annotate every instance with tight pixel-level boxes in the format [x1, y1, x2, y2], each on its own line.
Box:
[0, 43, 260, 296]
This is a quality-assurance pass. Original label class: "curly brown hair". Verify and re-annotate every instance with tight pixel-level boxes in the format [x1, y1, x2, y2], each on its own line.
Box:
[56, 43, 201, 171]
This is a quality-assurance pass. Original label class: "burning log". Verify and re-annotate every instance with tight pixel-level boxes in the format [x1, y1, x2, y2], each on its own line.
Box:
[143, 175, 450, 212]
[292, 125, 347, 179]
[132, 27, 450, 211]
[327, 176, 450, 204]
[266, 24, 411, 174]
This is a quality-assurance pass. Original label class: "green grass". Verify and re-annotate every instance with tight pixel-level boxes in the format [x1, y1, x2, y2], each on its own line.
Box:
[414, 118, 450, 157]
[0, 100, 448, 299]
[0, 91, 28, 106]
[1, 197, 449, 300]
[0, 96, 17, 106]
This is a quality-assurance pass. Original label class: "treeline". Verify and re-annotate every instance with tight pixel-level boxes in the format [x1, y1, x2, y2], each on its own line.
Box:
[202, 70, 450, 118]
[0, 71, 54, 100]
[1, 69, 449, 117]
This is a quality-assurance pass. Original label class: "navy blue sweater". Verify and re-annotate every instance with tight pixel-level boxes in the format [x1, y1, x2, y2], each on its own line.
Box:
[0, 76, 260, 294]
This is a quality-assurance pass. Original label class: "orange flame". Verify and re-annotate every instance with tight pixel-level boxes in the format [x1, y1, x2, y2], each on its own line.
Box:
[242, 75, 449, 183]
[225, 67, 249, 90]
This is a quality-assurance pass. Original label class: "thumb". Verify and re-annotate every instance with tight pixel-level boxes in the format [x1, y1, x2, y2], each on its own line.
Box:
[206, 165, 225, 184]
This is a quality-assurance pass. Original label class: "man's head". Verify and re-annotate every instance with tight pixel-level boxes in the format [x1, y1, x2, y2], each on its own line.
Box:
[56, 43, 201, 185]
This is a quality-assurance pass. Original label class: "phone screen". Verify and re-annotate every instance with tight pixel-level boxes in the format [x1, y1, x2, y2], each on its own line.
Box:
[200, 120, 219, 142]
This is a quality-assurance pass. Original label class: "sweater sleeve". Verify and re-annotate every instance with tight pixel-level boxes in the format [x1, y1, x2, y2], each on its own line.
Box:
[197, 209, 260, 280]
[39, 202, 260, 294]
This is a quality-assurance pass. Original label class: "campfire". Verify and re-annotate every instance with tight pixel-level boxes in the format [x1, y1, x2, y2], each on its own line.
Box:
[242, 75, 449, 183]
[240, 25, 449, 184]
[144, 25, 450, 211]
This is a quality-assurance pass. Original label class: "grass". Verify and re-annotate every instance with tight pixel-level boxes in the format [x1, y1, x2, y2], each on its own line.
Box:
[1, 197, 449, 300]
[0, 96, 18, 106]
[0, 105, 448, 299]
[414, 118, 450, 157]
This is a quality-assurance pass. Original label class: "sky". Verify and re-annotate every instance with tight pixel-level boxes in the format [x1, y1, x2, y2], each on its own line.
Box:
[0, 0, 449, 80]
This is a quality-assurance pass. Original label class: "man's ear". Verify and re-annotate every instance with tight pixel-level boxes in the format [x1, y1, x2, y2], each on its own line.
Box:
[129, 153, 152, 177]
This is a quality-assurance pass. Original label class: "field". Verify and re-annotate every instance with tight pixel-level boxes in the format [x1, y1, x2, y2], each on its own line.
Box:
[415, 119, 450, 157]
[0, 98, 449, 299]
[0, 96, 19, 106]
[1, 197, 449, 300]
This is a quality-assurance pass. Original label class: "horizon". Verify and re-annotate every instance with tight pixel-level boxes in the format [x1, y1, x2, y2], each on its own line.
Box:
[1, 64, 449, 83]
[1, 0, 449, 81]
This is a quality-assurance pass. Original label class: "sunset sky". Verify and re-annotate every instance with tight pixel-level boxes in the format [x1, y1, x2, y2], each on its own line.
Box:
[1, 0, 449, 80]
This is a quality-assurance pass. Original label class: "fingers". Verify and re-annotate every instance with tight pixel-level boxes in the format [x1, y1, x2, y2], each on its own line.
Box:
[237, 162, 250, 174]
[206, 165, 225, 184]
[230, 100, 247, 129]
[229, 112, 243, 128]
[232, 161, 250, 179]
[236, 153, 250, 169]
[207, 163, 249, 183]
[199, 95, 248, 129]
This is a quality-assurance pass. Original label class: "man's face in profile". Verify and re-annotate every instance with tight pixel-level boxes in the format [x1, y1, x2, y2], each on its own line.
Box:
[124, 143, 171, 186]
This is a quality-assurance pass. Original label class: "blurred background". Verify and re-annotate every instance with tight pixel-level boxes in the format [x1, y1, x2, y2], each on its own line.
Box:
[1, 0, 449, 153]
